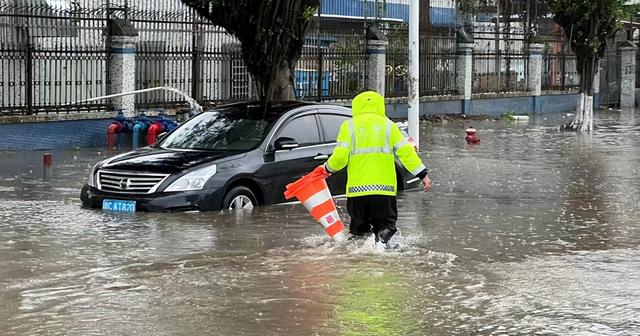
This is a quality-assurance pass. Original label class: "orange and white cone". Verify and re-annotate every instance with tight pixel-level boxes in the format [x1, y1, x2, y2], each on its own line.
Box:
[284, 167, 347, 242]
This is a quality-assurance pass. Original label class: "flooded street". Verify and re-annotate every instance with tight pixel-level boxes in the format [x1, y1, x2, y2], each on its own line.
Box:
[1, 110, 640, 336]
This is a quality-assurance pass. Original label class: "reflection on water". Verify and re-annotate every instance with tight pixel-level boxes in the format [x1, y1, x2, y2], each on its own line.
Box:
[1, 110, 640, 335]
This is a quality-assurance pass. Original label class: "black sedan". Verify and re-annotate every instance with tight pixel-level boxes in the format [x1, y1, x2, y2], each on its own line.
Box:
[81, 101, 419, 212]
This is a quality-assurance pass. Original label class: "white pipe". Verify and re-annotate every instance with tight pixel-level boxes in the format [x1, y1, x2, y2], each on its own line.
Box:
[408, 0, 420, 149]
[69, 87, 203, 115]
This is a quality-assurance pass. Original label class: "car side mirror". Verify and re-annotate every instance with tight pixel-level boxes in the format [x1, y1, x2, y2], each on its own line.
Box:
[274, 137, 299, 150]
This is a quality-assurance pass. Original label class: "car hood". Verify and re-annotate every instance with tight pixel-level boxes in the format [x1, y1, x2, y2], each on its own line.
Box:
[101, 147, 244, 174]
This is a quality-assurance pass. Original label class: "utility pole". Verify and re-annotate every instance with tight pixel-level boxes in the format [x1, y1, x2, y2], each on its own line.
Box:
[408, 0, 420, 148]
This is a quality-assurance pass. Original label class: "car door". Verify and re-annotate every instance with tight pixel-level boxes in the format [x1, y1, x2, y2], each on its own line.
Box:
[259, 112, 325, 205]
[317, 109, 351, 196]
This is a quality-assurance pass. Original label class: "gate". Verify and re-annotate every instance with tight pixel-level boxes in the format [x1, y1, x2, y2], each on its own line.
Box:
[599, 49, 621, 107]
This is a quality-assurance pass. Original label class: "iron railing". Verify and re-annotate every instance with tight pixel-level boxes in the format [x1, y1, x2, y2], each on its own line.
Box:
[1, 0, 583, 116]
[472, 30, 529, 94]
[541, 38, 579, 91]
[0, 0, 108, 115]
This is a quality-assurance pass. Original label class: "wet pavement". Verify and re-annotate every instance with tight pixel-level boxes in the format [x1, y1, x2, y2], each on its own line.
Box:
[1, 110, 639, 336]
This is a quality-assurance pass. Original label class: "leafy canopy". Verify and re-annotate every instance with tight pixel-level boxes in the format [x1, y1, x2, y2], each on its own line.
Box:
[547, 0, 625, 60]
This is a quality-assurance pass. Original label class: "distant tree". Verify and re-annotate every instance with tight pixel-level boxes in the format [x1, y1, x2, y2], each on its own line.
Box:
[181, 0, 320, 102]
[547, 0, 625, 131]
[457, 0, 480, 33]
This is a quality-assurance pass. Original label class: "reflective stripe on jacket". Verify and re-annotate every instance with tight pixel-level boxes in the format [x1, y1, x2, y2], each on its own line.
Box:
[325, 91, 426, 197]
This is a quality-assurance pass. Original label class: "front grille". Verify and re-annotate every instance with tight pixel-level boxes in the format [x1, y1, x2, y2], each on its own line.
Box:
[97, 169, 169, 194]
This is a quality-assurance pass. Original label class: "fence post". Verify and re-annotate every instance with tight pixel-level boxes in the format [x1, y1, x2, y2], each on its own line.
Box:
[619, 41, 637, 108]
[316, 47, 324, 102]
[528, 41, 544, 113]
[593, 60, 602, 110]
[365, 26, 388, 96]
[106, 18, 138, 117]
[24, 28, 33, 115]
[191, 17, 203, 102]
[456, 30, 474, 115]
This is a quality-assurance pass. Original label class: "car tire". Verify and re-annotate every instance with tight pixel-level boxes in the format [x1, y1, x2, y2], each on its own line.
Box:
[223, 186, 258, 210]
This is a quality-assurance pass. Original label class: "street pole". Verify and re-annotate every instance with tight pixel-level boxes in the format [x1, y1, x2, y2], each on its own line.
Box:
[408, 0, 419, 149]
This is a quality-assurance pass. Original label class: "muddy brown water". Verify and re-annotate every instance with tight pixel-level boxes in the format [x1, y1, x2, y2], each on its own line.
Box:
[1, 110, 639, 335]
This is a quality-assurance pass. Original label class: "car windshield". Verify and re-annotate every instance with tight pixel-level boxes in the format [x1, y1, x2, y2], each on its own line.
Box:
[159, 110, 274, 151]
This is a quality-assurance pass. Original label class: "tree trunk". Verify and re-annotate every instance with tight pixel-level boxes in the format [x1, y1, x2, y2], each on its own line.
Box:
[253, 66, 296, 101]
[570, 54, 597, 131]
[271, 66, 296, 101]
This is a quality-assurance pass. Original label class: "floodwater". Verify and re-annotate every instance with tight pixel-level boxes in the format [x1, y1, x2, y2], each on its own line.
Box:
[1, 110, 640, 336]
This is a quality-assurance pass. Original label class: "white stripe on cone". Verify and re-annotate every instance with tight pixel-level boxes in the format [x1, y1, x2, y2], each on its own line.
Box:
[301, 188, 333, 212]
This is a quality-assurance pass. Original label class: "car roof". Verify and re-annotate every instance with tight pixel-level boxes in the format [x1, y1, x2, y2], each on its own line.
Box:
[208, 101, 349, 121]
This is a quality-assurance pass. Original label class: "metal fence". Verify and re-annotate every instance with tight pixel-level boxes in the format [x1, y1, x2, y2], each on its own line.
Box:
[385, 31, 458, 97]
[472, 27, 529, 94]
[541, 38, 579, 91]
[636, 49, 640, 89]
[1, 0, 583, 116]
[297, 21, 368, 101]
[0, 0, 108, 114]
[127, 1, 247, 108]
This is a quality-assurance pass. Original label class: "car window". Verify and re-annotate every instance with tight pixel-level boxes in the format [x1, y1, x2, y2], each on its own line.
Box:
[275, 115, 321, 146]
[160, 111, 274, 151]
[319, 113, 350, 142]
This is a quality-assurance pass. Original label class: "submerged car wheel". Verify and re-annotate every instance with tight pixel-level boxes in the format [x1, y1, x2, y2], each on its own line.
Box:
[223, 186, 257, 210]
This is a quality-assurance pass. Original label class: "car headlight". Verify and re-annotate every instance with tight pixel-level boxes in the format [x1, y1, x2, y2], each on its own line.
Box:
[164, 165, 217, 192]
[86, 162, 101, 187]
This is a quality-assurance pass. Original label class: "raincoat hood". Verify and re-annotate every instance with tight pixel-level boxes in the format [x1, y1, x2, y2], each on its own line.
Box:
[352, 91, 386, 117]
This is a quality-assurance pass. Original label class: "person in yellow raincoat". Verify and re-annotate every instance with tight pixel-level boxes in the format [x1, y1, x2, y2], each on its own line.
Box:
[322, 91, 432, 245]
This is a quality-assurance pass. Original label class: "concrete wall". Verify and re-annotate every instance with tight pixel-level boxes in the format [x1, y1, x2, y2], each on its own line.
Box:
[1, 92, 581, 151]
[540, 93, 579, 113]
[386, 99, 462, 119]
[387, 93, 579, 118]
[471, 96, 533, 116]
[0, 119, 112, 151]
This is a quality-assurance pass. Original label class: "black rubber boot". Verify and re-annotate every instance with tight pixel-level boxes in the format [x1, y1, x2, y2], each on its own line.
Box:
[376, 227, 397, 244]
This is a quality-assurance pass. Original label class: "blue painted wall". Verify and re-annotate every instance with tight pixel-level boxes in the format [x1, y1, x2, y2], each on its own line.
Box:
[0, 119, 112, 151]
[386, 99, 462, 118]
[322, 0, 409, 21]
[1, 94, 579, 151]
[471, 96, 533, 116]
[321, 0, 456, 25]
[387, 94, 578, 119]
[540, 94, 579, 113]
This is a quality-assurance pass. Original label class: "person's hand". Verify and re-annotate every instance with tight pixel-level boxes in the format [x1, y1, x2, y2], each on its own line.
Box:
[421, 175, 432, 192]
[313, 165, 331, 178]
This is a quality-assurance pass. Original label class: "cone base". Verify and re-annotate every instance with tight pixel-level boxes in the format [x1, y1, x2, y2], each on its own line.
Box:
[332, 231, 347, 243]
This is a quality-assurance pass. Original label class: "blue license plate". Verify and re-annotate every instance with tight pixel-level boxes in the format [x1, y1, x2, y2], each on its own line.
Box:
[102, 199, 136, 212]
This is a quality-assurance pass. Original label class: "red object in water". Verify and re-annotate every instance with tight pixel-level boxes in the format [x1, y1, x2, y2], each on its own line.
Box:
[107, 122, 122, 147]
[43, 152, 53, 179]
[146, 122, 164, 145]
[43, 153, 53, 167]
[465, 127, 480, 144]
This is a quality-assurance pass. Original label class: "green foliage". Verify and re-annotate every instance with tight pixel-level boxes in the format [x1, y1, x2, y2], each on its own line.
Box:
[457, 0, 480, 14]
[547, 0, 625, 94]
[502, 111, 516, 121]
[547, 0, 625, 59]
[457, 0, 480, 30]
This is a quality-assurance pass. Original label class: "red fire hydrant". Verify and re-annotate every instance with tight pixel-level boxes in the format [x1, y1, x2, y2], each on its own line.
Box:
[465, 127, 480, 144]
[146, 122, 165, 145]
[107, 121, 123, 147]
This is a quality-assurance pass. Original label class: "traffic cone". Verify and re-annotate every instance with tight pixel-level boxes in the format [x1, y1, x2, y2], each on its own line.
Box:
[284, 167, 347, 242]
